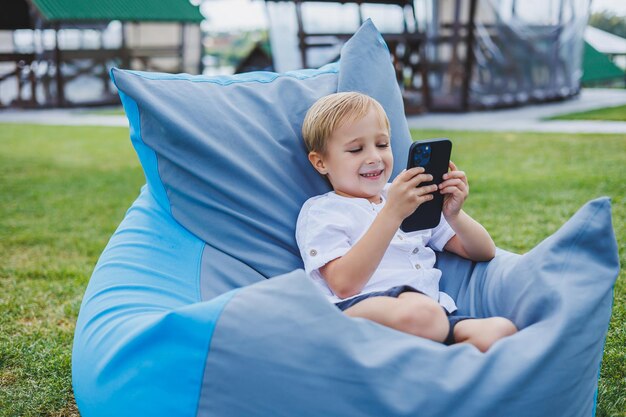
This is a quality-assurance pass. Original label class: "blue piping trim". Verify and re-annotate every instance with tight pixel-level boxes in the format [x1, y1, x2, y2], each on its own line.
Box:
[194, 242, 205, 303]
[193, 288, 240, 416]
[119, 63, 339, 85]
[110, 68, 172, 214]
[591, 285, 616, 417]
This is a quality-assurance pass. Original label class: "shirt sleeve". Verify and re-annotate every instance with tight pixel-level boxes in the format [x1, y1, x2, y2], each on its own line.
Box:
[428, 213, 456, 252]
[295, 198, 354, 274]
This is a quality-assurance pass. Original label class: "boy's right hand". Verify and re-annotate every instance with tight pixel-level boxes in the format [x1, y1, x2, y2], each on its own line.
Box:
[383, 167, 438, 224]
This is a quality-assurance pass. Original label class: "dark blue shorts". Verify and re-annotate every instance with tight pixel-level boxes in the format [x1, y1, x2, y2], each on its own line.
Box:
[335, 285, 472, 345]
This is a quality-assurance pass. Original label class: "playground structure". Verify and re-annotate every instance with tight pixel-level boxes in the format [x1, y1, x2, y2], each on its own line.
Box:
[265, 0, 591, 113]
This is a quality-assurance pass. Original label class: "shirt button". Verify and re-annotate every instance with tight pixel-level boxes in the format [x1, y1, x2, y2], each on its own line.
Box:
[412, 248, 419, 254]
[397, 235, 404, 240]
[414, 264, 421, 270]
[310, 249, 317, 257]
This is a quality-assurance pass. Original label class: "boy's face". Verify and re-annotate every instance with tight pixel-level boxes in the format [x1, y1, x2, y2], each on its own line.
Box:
[309, 107, 392, 203]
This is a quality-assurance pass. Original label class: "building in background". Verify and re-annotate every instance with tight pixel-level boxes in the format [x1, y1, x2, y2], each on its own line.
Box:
[0, 0, 202, 108]
[265, 0, 592, 113]
[582, 26, 626, 86]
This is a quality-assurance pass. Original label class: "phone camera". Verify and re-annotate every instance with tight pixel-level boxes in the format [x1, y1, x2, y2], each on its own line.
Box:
[413, 144, 432, 167]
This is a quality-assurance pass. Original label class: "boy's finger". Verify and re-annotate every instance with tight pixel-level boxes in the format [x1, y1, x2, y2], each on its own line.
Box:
[439, 178, 467, 191]
[422, 184, 439, 195]
[392, 167, 422, 185]
[408, 173, 434, 187]
[444, 170, 466, 179]
[443, 171, 467, 184]
[403, 166, 425, 179]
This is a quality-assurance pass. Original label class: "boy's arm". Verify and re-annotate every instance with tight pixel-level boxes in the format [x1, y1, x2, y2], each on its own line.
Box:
[439, 161, 496, 261]
[320, 209, 398, 299]
[321, 168, 437, 299]
[443, 210, 495, 261]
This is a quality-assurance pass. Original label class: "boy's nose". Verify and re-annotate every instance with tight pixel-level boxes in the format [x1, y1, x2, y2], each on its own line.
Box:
[365, 150, 381, 163]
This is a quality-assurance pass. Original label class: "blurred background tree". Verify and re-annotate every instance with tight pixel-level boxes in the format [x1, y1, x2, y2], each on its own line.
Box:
[589, 11, 626, 38]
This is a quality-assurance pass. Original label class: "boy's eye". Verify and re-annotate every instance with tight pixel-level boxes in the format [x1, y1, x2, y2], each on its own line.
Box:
[347, 148, 362, 153]
[377, 143, 389, 148]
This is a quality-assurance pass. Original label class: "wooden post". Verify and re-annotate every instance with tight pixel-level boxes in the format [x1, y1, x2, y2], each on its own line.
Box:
[99, 27, 110, 94]
[357, 2, 364, 26]
[295, 1, 307, 68]
[29, 57, 37, 105]
[54, 21, 65, 107]
[551, 0, 565, 94]
[179, 23, 186, 73]
[120, 21, 130, 69]
[198, 25, 204, 75]
[461, 0, 478, 111]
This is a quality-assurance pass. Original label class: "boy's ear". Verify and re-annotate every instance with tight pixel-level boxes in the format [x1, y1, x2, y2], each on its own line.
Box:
[308, 151, 328, 175]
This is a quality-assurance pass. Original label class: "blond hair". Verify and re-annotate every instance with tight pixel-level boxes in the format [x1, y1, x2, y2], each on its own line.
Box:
[302, 92, 390, 154]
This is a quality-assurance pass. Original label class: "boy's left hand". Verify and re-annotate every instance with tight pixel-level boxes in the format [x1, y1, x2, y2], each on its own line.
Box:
[439, 161, 468, 219]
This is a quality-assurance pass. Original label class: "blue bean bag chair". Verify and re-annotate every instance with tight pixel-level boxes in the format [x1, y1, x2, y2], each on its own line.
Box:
[72, 20, 619, 417]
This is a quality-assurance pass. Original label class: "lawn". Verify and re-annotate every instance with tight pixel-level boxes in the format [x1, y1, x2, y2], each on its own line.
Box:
[547, 103, 626, 122]
[0, 123, 624, 416]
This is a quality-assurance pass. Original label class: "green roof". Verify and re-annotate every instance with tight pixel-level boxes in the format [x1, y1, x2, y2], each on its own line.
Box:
[582, 42, 625, 85]
[31, 0, 203, 22]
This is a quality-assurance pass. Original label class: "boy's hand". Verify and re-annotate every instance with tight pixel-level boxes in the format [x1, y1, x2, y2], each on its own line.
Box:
[439, 161, 468, 219]
[384, 167, 438, 224]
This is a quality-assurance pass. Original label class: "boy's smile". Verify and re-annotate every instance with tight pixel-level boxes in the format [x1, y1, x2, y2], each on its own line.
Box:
[308, 107, 393, 203]
[360, 169, 384, 179]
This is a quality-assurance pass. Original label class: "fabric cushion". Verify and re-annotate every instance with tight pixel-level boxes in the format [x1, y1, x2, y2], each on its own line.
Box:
[72, 19, 619, 417]
[200, 198, 619, 417]
[110, 19, 412, 299]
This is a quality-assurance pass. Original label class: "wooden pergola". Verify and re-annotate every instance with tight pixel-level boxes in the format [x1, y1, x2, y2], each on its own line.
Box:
[0, 0, 203, 108]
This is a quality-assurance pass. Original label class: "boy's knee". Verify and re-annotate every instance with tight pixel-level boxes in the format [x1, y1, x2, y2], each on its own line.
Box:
[455, 317, 518, 352]
[492, 317, 518, 338]
[395, 297, 448, 341]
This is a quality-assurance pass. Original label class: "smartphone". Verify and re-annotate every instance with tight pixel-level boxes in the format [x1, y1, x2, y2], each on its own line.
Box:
[400, 138, 452, 232]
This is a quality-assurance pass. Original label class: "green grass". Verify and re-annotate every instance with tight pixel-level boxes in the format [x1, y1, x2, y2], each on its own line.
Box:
[416, 129, 626, 417]
[0, 124, 144, 416]
[0, 124, 624, 416]
[547, 103, 626, 121]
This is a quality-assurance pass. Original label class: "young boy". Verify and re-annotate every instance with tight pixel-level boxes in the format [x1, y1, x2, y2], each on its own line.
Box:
[296, 92, 517, 352]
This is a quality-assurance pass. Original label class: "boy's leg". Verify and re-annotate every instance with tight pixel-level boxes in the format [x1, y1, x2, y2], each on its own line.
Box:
[343, 292, 450, 342]
[453, 317, 517, 352]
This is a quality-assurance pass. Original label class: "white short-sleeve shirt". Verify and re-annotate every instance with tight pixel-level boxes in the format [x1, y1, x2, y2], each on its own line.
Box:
[296, 184, 457, 313]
